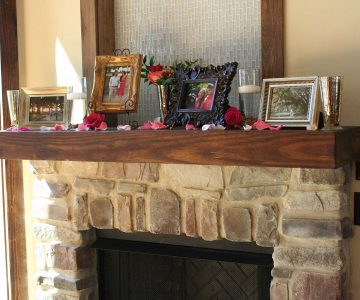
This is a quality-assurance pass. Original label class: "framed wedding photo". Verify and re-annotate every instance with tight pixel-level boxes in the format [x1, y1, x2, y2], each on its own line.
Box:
[259, 77, 319, 129]
[19, 87, 68, 129]
[90, 54, 142, 113]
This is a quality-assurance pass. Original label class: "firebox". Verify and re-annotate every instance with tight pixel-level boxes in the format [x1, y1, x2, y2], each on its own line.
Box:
[94, 231, 273, 300]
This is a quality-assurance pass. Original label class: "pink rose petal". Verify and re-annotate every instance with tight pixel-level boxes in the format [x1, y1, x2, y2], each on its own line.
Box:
[269, 125, 283, 131]
[151, 121, 166, 130]
[19, 127, 30, 131]
[117, 124, 132, 131]
[54, 124, 65, 131]
[95, 121, 108, 131]
[252, 120, 271, 130]
[76, 123, 90, 131]
[185, 124, 197, 131]
[138, 121, 153, 130]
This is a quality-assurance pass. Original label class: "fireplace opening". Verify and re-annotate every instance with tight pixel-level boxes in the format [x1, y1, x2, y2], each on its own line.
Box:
[93, 231, 273, 300]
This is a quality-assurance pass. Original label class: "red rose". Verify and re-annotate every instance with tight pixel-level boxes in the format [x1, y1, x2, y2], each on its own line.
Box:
[149, 65, 164, 72]
[224, 107, 242, 128]
[147, 70, 164, 84]
[83, 112, 105, 129]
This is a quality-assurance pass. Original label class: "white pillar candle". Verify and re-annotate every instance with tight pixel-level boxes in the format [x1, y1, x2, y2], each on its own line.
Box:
[238, 85, 261, 94]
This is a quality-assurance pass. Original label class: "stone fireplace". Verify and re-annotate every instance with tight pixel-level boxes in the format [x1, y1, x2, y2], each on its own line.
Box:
[29, 160, 352, 300]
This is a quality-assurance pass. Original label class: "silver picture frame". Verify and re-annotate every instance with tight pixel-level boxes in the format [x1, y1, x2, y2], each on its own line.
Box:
[259, 77, 320, 130]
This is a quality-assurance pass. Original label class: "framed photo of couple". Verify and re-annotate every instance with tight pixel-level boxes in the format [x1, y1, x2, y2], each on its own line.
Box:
[165, 62, 238, 128]
[90, 54, 142, 113]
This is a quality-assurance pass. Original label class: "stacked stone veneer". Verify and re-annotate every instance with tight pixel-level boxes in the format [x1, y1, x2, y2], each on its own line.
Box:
[29, 161, 353, 300]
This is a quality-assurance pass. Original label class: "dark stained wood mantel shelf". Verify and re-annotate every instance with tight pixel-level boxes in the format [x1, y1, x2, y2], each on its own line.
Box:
[0, 128, 359, 169]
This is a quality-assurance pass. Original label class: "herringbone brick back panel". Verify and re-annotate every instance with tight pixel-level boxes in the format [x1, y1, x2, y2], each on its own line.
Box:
[186, 260, 258, 300]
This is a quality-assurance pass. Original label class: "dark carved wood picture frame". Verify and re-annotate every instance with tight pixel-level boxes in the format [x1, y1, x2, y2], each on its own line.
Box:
[165, 63, 238, 128]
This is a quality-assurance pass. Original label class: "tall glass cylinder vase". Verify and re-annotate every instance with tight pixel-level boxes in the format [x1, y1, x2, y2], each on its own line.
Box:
[238, 69, 261, 125]
[6, 90, 20, 128]
[66, 77, 87, 128]
[157, 85, 170, 122]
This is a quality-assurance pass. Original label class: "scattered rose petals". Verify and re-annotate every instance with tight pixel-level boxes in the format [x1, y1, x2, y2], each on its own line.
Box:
[95, 121, 108, 131]
[252, 120, 282, 131]
[202, 124, 226, 131]
[243, 125, 252, 131]
[19, 127, 30, 131]
[138, 121, 153, 130]
[202, 124, 216, 131]
[185, 124, 197, 131]
[138, 121, 166, 130]
[269, 125, 283, 131]
[76, 123, 90, 131]
[54, 124, 65, 131]
[117, 124, 132, 131]
[151, 121, 166, 130]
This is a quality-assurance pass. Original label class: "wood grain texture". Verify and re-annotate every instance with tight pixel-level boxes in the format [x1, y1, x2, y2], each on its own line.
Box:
[80, 0, 115, 101]
[0, 0, 27, 299]
[261, 0, 284, 79]
[0, 128, 359, 169]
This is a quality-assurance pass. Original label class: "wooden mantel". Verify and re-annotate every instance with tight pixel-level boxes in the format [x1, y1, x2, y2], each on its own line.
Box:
[0, 128, 359, 169]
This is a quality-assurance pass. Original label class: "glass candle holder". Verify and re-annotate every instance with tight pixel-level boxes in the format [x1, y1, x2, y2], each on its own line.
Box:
[6, 90, 20, 128]
[238, 69, 261, 124]
[66, 77, 87, 127]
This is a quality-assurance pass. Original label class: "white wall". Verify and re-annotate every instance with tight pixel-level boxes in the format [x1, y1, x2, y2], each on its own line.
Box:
[17, 0, 82, 87]
[285, 0, 360, 126]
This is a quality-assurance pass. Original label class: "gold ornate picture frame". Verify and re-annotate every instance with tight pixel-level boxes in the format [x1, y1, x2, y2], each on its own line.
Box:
[19, 87, 68, 129]
[90, 54, 142, 113]
[259, 77, 320, 130]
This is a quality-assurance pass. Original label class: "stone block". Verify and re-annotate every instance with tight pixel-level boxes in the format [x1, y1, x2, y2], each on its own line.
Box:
[117, 195, 133, 232]
[54, 275, 97, 291]
[222, 206, 251, 242]
[102, 162, 159, 182]
[229, 167, 291, 186]
[34, 178, 70, 198]
[185, 199, 197, 237]
[36, 288, 93, 300]
[53, 244, 96, 271]
[273, 246, 345, 272]
[135, 197, 146, 231]
[271, 268, 293, 279]
[73, 178, 114, 196]
[35, 243, 56, 270]
[291, 271, 346, 300]
[284, 191, 345, 211]
[201, 200, 218, 241]
[30, 160, 56, 174]
[282, 217, 352, 240]
[180, 188, 221, 202]
[60, 161, 99, 176]
[73, 194, 91, 231]
[32, 200, 69, 221]
[162, 164, 223, 189]
[226, 185, 288, 201]
[255, 203, 278, 247]
[299, 167, 345, 185]
[89, 198, 113, 229]
[270, 281, 288, 300]
[117, 182, 146, 194]
[150, 188, 180, 235]
[33, 223, 95, 245]
[36, 270, 57, 286]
